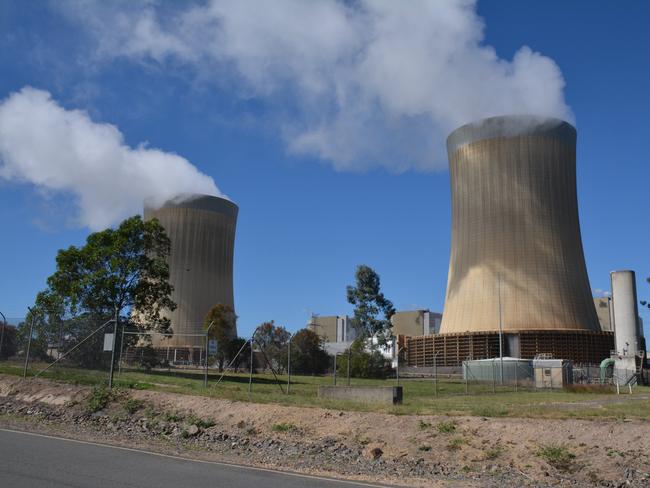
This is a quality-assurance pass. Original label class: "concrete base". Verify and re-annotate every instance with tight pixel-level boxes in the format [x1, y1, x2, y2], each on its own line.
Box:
[318, 386, 403, 405]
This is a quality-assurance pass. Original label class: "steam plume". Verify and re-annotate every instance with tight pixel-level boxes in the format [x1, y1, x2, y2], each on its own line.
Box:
[57, 0, 572, 171]
[0, 87, 221, 230]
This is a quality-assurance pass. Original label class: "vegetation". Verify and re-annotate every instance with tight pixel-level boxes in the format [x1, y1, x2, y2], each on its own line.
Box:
[186, 413, 216, 429]
[122, 398, 144, 414]
[204, 304, 238, 372]
[0, 325, 17, 360]
[271, 422, 296, 433]
[23, 216, 176, 369]
[346, 265, 395, 344]
[86, 385, 112, 413]
[536, 444, 576, 472]
[289, 328, 330, 375]
[255, 321, 290, 373]
[3, 361, 650, 420]
[436, 420, 457, 433]
[336, 339, 391, 378]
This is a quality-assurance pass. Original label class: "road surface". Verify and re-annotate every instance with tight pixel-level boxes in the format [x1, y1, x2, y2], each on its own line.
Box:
[0, 428, 387, 488]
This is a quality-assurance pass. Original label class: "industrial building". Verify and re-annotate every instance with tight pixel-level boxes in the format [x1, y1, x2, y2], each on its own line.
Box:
[307, 315, 357, 354]
[143, 194, 238, 359]
[391, 310, 441, 337]
[405, 115, 616, 367]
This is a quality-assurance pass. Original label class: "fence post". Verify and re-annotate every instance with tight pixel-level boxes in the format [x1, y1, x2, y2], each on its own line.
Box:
[492, 360, 496, 394]
[347, 347, 351, 386]
[118, 321, 126, 376]
[464, 362, 468, 395]
[108, 308, 118, 389]
[434, 354, 438, 397]
[333, 354, 337, 386]
[514, 361, 518, 392]
[287, 337, 291, 395]
[248, 337, 254, 401]
[23, 308, 36, 379]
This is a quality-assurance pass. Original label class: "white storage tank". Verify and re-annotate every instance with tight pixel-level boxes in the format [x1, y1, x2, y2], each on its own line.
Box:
[610, 270, 640, 356]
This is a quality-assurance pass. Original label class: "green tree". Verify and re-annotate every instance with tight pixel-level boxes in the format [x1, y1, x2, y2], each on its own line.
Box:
[254, 321, 290, 372]
[204, 304, 237, 372]
[29, 216, 176, 367]
[290, 328, 329, 375]
[336, 339, 390, 379]
[346, 265, 395, 345]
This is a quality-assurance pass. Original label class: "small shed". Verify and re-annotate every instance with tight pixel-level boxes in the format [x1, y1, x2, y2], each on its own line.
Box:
[532, 358, 572, 388]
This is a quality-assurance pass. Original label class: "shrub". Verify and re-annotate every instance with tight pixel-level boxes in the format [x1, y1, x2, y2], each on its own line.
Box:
[436, 420, 457, 433]
[86, 385, 111, 413]
[186, 413, 215, 429]
[536, 444, 576, 472]
[122, 398, 144, 415]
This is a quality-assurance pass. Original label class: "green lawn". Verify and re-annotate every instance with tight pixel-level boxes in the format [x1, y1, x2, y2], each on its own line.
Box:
[2, 361, 649, 420]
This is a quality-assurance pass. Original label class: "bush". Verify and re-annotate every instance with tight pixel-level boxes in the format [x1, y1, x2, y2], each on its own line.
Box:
[271, 422, 296, 433]
[122, 398, 144, 414]
[336, 339, 391, 379]
[536, 444, 576, 472]
[86, 385, 112, 413]
[436, 420, 457, 433]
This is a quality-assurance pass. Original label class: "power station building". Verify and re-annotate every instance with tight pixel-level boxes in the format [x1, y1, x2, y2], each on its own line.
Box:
[144, 194, 238, 358]
[406, 115, 614, 367]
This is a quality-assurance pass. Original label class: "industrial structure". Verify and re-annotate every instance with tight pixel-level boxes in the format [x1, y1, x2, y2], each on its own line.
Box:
[405, 115, 615, 367]
[391, 310, 441, 337]
[143, 194, 238, 358]
[307, 315, 357, 354]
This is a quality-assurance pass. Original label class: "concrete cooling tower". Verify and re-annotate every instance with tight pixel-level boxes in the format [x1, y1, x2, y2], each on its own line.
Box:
[440, 115, 599, 334]
[144, 194, 238, 351]
[406, 115, 613, 367]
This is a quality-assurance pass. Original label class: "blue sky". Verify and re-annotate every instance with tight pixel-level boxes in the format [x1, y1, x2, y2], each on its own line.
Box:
[0, 1, 649, 337]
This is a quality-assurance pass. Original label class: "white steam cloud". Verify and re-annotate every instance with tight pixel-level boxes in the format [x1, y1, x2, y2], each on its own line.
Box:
[0, 87, 221, 230]
[57, 0, 572, 171]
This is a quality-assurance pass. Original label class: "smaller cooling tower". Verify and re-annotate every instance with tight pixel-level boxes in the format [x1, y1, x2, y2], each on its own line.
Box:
[144, 194, 238, 348]
[610, 270, 641, 356]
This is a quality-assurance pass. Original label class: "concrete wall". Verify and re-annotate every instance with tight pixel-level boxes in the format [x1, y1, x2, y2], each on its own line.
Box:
[318, 386, 403, 405]
[391, 310, 442, 336]
[144, 194, 238, 348]
[440, 115, 599, 334]
[594, 297, 613, 332]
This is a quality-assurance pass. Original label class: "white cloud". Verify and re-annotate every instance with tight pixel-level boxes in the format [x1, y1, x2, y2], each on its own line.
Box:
[0, 87, 221, 230]
[56, 0, 572, 171]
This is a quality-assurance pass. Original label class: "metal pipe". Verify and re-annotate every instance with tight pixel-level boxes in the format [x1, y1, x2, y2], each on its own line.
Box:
[347, 346, 351, 386]
[287, 334, 291, 395]
[333, 354, 337, 386]
[248, 337, 254, 400]
[117, 321, 126, 376]
[204, 321, 214, 388]
[498, 274, 504, 385]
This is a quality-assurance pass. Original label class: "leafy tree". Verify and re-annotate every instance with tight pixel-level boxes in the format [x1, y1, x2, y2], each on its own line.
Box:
[290, 328, 330, 375]
[336, 339, 390, 379]
[254, 321, 290, 372]
[346, 265, 395, 345]
[204, 304, 237, 372]
[28, 216, 176, 368]
[228, 337, 249, 372]
[0, 325, 18, 360]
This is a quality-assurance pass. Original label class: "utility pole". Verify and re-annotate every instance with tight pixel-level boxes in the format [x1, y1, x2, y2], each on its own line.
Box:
[347, 346, 351, 386]
[23, 307, 36, 379]
[108, 307, 118, 389]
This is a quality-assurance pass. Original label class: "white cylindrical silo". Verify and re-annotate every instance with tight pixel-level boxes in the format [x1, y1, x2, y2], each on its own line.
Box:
[610, 270, 640, 356]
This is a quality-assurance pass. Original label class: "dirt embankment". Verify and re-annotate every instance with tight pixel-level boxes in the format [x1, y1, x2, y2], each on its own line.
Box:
[0, 374, 648, 488]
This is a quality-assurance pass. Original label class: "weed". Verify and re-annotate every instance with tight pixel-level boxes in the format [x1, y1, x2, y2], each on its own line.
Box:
[162, 411, 184, 423]
[186, 413, 215, 429]
[437, 420, 457, 433]
[447, 437, 467, 451]
[418, 445, 431, 452]
[418, 420, 431, 430]
[236, 420, 246, 429]
[272, 422, 296, 433]
[86, 386, 111, 413]
[122, 398, 144, 415]
[536, 444, 576, 472]
[484, 446, 502, 460]
[470, 406, 509, 417]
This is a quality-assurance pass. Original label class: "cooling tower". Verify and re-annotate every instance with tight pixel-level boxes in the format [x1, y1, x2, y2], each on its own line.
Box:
[144, 194, 238, 348]
[440, 115, 599, 335]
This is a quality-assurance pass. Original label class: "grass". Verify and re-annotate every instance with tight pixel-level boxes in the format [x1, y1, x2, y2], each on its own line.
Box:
[436, 420, 457, 433]
[271, 422, 296, 433]
[536, 444, 576, 472]
[2, 361, 650, 420]
[447, 437, 467, 451]
[186, 413, 215, 429]
[122, 398, 144, 415]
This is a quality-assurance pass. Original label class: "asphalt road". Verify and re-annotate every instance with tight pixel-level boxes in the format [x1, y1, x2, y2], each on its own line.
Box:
[0, 428, 385, 488]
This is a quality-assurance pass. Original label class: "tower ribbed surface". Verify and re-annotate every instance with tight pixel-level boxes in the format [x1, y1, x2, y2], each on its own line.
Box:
[439, 115, 599, 334]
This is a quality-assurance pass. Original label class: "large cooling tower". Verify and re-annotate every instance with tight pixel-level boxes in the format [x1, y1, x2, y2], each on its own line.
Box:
[144, 194, 238, 348]
[439, 115, 599, 334]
